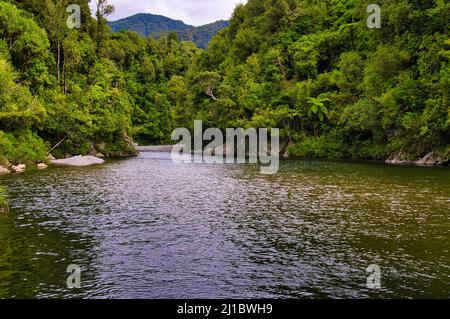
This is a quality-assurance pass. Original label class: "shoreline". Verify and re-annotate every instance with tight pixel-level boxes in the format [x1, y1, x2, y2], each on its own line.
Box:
[138, 145, 449, 169]
[1, 147, 449, 177]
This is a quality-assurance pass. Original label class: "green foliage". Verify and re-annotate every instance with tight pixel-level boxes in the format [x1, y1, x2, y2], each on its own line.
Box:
[0, 55, 47, 132]
[289, 130, 349, 159]
[175, 0, 450, 161]
[0, 0, 449, 166]
[0, 0, 197, 163]
[0, 1, 53, 89]
[308, 96, 330, 122]
[0, 129, 47, 164]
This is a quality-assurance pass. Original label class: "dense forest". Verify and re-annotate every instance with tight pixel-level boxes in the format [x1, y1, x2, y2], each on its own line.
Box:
[0, 0, 449, 169]
[108, 13, 229, 49]
[0, 0, 196, 166]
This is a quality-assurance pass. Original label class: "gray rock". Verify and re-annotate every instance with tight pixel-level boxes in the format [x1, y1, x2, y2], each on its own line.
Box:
[385, 151, 414, 165]
[280, 138, 291, 158]
[88, 144, 106, 158]
[51, 155, 105, 167]
[11, 164, 26, 173]
[94, 135, 139, 158]
[385, 158, 412, 165]
[136, 145, 176, 153]
[387, 151, 448, 167]
[37, 163, 48, 170]
[416, 152, 445, 167]
[281, 139, 293, 158]
[0, 166, 10, 175]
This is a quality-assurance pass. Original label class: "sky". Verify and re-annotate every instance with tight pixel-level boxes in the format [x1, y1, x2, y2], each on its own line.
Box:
[91, 0, 247, 26]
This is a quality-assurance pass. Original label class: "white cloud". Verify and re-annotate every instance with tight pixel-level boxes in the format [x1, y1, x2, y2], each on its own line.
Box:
[91, 0, 247, 26]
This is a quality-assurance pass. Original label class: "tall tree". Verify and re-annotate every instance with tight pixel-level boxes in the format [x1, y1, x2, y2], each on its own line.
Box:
[94, 0, 114, 57]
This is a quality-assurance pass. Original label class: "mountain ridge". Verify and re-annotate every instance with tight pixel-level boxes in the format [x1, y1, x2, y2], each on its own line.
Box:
[108, 13, 229, 49]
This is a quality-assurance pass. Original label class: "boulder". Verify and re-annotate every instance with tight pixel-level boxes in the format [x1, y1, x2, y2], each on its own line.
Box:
[11, 164, 26, 173]
[37, 163, 48, 170]
[279, 138, 291, 157]
[385, 151, 414, 165]
[95, 142, 107, 153]
[47, 154, 56, 161]
[212, 139, 291, 158]
[51, 155, 105, 167]
[88, 144, 106, 158]
[136, 145, 174, 153]
[0, 166, 10, 175]
[416, 153, 446, 167]
[118, 134, 139, 157]
[94, 135, 139, 158]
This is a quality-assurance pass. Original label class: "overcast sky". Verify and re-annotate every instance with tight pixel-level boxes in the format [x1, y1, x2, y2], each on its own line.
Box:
[91, 0, 247, 26]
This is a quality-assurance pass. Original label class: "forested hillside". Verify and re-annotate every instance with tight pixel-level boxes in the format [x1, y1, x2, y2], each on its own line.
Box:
[108, 13, 228, 49]
[0, 0, 449, 168]
[0, 0, 197, 166]
[174, 0, 450, 162]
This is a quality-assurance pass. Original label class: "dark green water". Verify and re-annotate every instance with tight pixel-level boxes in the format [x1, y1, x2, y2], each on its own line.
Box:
[0, 152, 449, 298]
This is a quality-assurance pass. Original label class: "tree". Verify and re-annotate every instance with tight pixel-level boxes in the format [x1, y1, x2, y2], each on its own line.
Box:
[195, 71, 221, 101]
[95, 0, 115, 57]
[0, 2, 53, 90]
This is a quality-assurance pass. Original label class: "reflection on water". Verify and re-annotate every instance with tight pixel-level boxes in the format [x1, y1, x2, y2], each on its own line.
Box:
[0, 152, 449, 298]
[0, 186, 7, 213]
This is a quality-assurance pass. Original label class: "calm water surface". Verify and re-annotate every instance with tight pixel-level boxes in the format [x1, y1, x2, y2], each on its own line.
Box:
[0, 152, 449, 298]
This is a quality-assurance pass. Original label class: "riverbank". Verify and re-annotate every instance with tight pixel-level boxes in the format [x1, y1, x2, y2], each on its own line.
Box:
[2, 144, 449, 176]
[136, 144, 450, 168]
[287, 150, 450, 168]
[50, 155, 105, 167]
[136, 145, 175, 152]
[0, 134, 140, 175]
[0, 155, 106, 175]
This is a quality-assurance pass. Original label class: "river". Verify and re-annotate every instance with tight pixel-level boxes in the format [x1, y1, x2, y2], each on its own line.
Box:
[0, 152, 449, 298]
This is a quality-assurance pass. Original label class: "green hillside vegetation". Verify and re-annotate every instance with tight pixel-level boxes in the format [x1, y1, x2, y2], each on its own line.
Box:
[0, 0, 197, 165]
[175, 0, 450, 161]
[0, 0, 449, 168]
[108, 13, 229, 49]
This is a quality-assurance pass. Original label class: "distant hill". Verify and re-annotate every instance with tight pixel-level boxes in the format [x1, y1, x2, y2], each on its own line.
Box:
[108, 13, 229, 49]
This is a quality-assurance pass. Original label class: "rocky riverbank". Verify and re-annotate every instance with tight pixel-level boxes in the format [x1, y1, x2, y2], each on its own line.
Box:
[2, 146, 449, 176]
[385, 151, 449, 167]
[0, 134, 140, 175]
[50, 155, 105, 167]
[0, 155, 106, 175]
[0, 163, 47, 175]
[137, 143, 450, 168]
[136, 145, 175, 152]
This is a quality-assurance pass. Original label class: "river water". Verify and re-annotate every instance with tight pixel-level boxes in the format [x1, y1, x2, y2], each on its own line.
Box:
[0, 152, 449, 298]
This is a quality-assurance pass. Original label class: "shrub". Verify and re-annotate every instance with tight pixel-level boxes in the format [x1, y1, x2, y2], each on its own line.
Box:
[0, 129, 47, 165]
[290, 130, 349, 159]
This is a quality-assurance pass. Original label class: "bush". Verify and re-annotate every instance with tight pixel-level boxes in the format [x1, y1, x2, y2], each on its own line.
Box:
[0, 130, 47, 165]
[349, 141, 388, 160]
[290, 129, 388, 160]
[290, 130, 349, 159]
